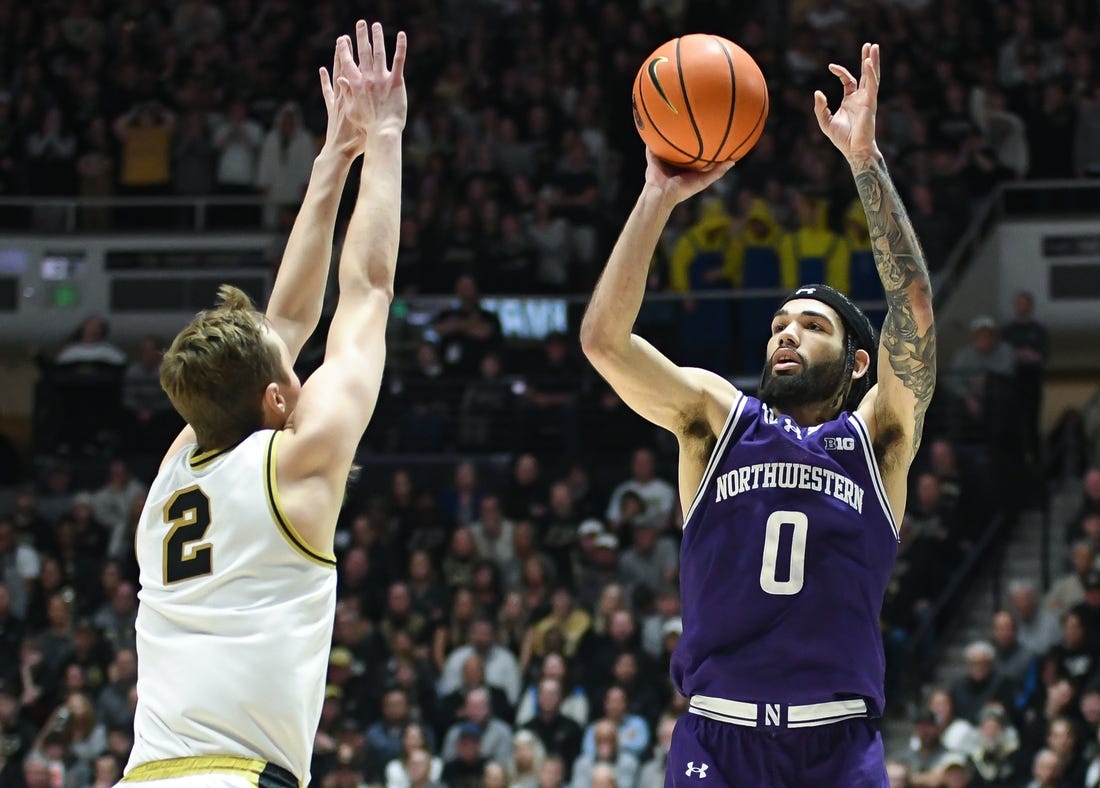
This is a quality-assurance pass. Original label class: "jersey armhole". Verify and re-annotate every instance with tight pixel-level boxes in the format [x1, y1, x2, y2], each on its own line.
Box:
[263, 431, 338, 567]
[847, 413, 900, 542]
[682, 393, 748, 529]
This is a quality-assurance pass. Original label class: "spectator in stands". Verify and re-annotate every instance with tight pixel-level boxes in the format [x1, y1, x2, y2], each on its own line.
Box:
[991, 610, 1036, 683]
[212, 98, 263, 223]
[1071, 568, 1100, 649]
[255, 101, 315, 228]
[55, 316, 127, 367]
[397, 746, 444, 788]
[902, 709, 954, 784]
[1047, 541, 1096, 617]
[522, 676, 583, 780]
[951, 641, 1017, 725]
[0, 518, 39, 620]
[171, 110, 214, 200]
[617, 519, 678, 599]
[365, 688, 415, 782]
[581, 685, 649, 762]
[121, 336, 177, 450]
[113, 102, 174, 196]
[522, 588, 591, 670]
[885, 759, 911, 788]
[431, 276, 503, 380]
[520, 333, 583, 456]
[441, 686, 513, 767]
[924, 687, 976, 755]
[95, 648, 136, 732]
[26, 106, 77, 230]
[1010, 580, 1063, 656]
[90, 460, 145, 562]
[1047, 715, 1087, 785]
[458, 354, 517, 452]
[439, 618, 521, 706]
[516, 652, 588, 729]
[503, 454, 547, 524]
[666, 198, 737, 372]
[507, 729, 545, 788]
[528, 194, 573, 292]
[435, 652, 511, 736]
[570, 718, 639, 788]
[947, 315, 1016, 437]
[440, 722, 487, 788]
[439, 461, 483, 531]
[92, 580, 136, 652]
[466, 499, 512, 572]
[1046, 610, 1095, 690]
[968, 703, 1020, 787]
[1001, 290, 1048, 459]
[605, 449, 676, 533]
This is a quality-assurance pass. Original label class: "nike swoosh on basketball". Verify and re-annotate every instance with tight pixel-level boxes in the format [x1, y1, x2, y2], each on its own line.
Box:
[647, 57, 678, 114]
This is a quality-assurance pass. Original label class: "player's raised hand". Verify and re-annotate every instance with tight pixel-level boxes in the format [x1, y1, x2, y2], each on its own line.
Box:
[643, 148, 735, 207]
[335, 20, 407, 136]
[319, 36, 367, 156]
[814, 42, 881, 161]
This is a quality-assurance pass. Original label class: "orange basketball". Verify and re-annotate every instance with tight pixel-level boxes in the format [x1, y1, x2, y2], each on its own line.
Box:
[632, 34, 769, 170]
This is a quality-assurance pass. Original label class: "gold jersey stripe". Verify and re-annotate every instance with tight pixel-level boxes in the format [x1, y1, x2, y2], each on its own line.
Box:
[264, 431, 337, 567]
[123, 755, 266, 784]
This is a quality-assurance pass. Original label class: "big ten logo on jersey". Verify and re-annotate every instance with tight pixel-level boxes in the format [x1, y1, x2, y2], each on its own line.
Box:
[823, 436, 855, 451]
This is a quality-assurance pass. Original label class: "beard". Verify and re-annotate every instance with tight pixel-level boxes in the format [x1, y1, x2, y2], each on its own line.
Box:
[759, 349, 847, 411]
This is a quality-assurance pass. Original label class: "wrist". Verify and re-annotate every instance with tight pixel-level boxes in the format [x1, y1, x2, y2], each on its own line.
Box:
[316, 142, 360, 166]
[639, 184, 677, 216]
[846, 146, 885, 171]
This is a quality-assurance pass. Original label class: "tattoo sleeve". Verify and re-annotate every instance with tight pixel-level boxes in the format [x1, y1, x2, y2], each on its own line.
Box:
[850, 154, 937, 457]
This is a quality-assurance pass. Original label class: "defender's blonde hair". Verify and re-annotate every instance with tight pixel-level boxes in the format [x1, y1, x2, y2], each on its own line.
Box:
[160, 285, 288, 448]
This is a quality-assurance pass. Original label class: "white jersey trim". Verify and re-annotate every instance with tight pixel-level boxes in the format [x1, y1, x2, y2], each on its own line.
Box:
[682, 393, 747, 529]
[848, 412, 900, 542]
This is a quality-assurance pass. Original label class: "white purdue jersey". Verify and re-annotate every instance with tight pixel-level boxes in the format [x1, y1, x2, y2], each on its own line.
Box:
[126, 429, 337, 785]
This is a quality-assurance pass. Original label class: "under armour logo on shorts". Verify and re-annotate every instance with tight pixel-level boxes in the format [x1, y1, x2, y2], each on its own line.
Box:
[685, 761, 709, 778]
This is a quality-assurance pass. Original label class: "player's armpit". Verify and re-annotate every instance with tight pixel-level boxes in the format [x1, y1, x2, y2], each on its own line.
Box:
[583, 332, 738, 439]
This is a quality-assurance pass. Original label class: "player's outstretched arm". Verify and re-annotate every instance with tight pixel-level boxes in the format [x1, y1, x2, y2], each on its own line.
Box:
[816, 43, 936, 470]
[280, 22, 406, 535]
[264, 36, 367, 359]
[158, 36, 367, 469]
[580, 151, 738, 437]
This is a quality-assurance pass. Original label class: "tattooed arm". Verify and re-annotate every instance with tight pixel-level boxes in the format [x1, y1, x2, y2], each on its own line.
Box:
[815, 43, 935, 517]
[851, 153, 936, 462]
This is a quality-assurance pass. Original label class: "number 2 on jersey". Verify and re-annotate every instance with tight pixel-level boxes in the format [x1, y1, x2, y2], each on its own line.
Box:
[163, 486, 213, 584]
[759, 510, 807, 595]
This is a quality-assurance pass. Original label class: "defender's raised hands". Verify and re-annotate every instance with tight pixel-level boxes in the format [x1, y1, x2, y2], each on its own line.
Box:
[814, 42, 881, 161]
[331, 20, 407, 137]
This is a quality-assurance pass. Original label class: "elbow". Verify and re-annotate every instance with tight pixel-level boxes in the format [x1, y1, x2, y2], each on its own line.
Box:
[580, 322, 614, 362]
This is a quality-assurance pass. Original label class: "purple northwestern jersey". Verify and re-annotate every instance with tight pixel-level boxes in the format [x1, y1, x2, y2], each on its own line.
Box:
[671, 393, 899, 715]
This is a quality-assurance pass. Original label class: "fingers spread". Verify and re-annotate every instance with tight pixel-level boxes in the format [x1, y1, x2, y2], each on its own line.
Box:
[828, 63, 858, 95]
[337, 35, 357, 74]
[371, 22, 386, 74]
[355, 20, 370, 70]
[391, 31, 407, 79]
[319, 67, 334, 107]
[813, 90, 832, 128]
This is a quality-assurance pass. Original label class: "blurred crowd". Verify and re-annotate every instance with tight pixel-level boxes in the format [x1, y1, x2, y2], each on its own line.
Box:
[1, 0, 1098, 297]
[1, 297, 1078, 788]
[2, 0, 1100, 787]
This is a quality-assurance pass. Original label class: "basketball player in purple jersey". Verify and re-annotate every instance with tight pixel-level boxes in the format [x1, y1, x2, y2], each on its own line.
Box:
[582, 44, 935, 787]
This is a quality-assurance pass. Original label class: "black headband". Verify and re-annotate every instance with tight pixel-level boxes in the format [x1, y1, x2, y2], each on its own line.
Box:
[780, 284, 877, 358]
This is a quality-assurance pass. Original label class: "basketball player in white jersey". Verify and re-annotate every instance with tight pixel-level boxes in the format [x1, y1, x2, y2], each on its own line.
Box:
[118, 22, 407, 788]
